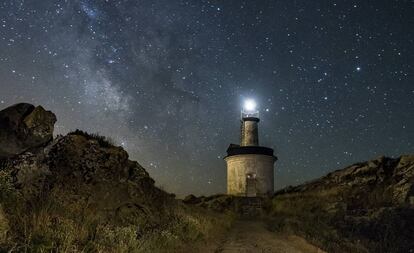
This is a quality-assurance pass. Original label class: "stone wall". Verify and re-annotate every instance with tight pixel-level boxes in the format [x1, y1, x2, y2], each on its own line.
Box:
[225, 154, 275, 196]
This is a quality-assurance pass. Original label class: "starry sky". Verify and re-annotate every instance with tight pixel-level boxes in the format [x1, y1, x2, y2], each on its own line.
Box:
[0, 0, 413, 196]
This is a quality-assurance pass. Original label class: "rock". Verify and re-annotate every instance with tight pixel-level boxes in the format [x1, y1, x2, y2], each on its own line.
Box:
[0, 103, 230, 252]
[275, 155, 414, 206]
[7, 151, 51, 197]
[183, 194, 200, 204]
[0, 103, 171, 226]
[0, 103, 56, 158]
[1, 131, 171, 225]
[271, 156, 414, 253]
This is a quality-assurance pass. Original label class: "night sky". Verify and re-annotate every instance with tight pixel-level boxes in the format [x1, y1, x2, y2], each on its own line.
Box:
[0, 1, 413, 196]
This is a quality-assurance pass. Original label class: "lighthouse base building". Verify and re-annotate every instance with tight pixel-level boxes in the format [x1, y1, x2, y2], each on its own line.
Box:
[225, 107, 277, 197]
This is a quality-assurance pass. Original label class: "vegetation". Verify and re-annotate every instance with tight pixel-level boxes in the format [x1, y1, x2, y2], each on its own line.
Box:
[0, 174, 234, 252]
[267, 190, 414, 253]
[68, 129, 115, 148]
[0, 129, 236, 252]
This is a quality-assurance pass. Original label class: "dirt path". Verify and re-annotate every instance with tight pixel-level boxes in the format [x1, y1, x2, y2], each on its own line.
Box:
[195, 220, 326, 253]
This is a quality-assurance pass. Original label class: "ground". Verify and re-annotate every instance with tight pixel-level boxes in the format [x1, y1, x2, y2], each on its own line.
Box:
[189, 220, 326, 253]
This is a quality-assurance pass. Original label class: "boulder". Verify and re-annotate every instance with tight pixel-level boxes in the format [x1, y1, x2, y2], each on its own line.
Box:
[2, 132, 169, 225]
[0, 103, 56, 158]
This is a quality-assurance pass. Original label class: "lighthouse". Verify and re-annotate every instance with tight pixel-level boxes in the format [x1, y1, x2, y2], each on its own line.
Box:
[225, 99, 277, 197]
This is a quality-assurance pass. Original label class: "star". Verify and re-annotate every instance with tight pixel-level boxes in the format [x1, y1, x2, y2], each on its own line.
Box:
[0, 0, 412, 196]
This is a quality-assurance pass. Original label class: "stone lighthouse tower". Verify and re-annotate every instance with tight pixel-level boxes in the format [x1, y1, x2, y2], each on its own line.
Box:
[225, 100, 277, 197]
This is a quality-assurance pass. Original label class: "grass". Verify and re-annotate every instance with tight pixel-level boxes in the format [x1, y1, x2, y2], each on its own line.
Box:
[0, 168, 234, 252]
[68, 129, 115, 148]
[0, 128, 236, 252]
[267, 190, 414, 253]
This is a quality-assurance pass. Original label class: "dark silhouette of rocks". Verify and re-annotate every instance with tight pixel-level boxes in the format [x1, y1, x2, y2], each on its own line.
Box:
[0, 103, 231, 252]
[0, 103, 56, 158]
[271, 155, 414, 253]
[0, 103, 171, 225]
[275, 155, 414, 207]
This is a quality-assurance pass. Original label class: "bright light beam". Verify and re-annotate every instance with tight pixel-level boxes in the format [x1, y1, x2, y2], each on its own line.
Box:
[244, 99, 257, 111]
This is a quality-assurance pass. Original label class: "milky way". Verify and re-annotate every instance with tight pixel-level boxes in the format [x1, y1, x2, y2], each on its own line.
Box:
[0, 1, 413, 196]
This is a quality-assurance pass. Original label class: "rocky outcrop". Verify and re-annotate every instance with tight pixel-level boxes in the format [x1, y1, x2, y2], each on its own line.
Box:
[271, 155, 414, 253]
[0, 103, 235, 252]
[1, 132, 172, 225]
[0, 103, 178, 250]
[275, 155, 414, 207]
[0, 103, 56, 158]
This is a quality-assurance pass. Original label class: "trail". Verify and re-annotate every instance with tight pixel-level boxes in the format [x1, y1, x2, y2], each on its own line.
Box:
[195, 220, 326, 253]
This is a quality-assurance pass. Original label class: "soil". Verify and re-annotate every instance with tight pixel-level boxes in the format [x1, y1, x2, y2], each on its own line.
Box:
[190, 220, 326, 253]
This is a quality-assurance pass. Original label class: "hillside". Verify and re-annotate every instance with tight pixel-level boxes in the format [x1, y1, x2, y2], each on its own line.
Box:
[0, 103, 233, 252]
[269, 155, 414, 253]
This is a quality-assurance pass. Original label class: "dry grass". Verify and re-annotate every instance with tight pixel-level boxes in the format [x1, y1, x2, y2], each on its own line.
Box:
[0, 171, 235, 253]
[267, 191, 414, 253]
[68, 129, 115, 148]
